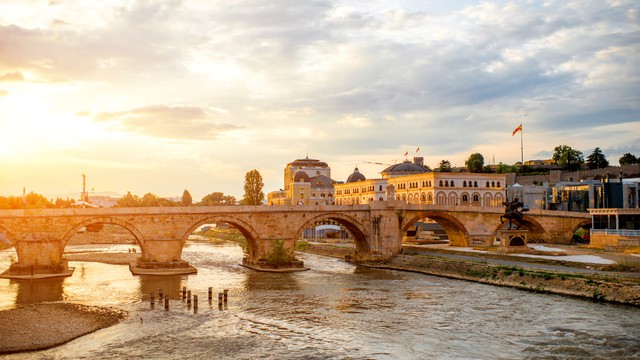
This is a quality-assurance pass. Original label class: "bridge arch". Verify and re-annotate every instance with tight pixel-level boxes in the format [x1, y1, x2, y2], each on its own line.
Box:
[294, 213, 370, 254]
[181, 215, 261, 259]
[0, 224, 16, 246]
[402, 211, 469, 246]
[61, 217, 145, 248]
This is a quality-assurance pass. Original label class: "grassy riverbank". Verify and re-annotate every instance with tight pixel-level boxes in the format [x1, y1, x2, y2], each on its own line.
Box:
[298, 242, 640, 306]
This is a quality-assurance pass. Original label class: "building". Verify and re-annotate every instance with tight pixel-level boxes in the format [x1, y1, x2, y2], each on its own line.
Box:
[267, 157, 336, 205]
[334, 157, 507, 207]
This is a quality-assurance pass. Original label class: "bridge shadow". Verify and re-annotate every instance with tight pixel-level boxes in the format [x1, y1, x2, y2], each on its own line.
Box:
[138, 275, 186, 300]
[13, 278, 65, 305]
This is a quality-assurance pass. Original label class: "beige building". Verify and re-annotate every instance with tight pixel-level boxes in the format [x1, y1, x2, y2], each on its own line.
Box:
[334, 157, 506, 207]
[267, 157, 336, 205]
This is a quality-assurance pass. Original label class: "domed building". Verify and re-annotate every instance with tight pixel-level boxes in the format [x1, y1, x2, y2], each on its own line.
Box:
[267, 156, 336, 205]
[381, 159, 429, 178]
[346, 167, 366, 183]
[334, 156, 507, 207]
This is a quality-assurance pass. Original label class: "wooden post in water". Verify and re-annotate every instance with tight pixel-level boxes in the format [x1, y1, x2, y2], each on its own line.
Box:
[182, 287, 187, 300]
[218, 293, 223, 308]
[150, 292, 155, 307]
[208, 287, 213, 301]
[187, 290, 192, 305]
[194, 294, 198, 311]
[158, 288, 163, 300]
[223, 289, 228, 303]
[164, 297, 169, 310]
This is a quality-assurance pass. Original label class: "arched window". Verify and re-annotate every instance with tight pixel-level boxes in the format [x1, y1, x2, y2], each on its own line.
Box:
[445, 180, 449, 187]
[379, 197, 384, 201]
[427, 193, 433, 203]
[451, 181, 455, 187]
[421, 193, 426, 202]
[497, 181, 501, 187]
[402, 194, 407, 202]
[474, 181, 478, 187]
[491, 181, 495, 187]
[396, 195, 401, 201]
[473, 194, 480, 202]
[462, 194, 469, 202]
[486, 181, 490, 188]
[379, 185, 383, 191]
[317, 180, 323, 186]
[439, 180, 443, 186]
[463, 181, 467, 187]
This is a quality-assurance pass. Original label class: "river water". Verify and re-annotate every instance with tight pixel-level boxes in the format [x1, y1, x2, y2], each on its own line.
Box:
[0, 238, 638, 359]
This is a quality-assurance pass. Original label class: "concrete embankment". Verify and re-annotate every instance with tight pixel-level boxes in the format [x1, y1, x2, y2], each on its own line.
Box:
[299, 244, 640, 306]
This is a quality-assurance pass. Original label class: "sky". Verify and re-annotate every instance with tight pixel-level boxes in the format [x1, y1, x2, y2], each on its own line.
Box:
[0, 0, 638, 201]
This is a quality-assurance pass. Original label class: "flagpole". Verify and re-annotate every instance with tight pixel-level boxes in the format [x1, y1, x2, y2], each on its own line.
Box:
[520, 124, 523, 164]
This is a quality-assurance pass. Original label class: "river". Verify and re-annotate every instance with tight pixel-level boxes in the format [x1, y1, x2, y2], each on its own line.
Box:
[0, 238, 638, 359]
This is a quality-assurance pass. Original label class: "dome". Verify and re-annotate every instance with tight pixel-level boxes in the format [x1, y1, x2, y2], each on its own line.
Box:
[310, 175, 334, 189]
[381, 160, 428, 177]
[293, 170, 310, 182]
[346, 167, 366, 183]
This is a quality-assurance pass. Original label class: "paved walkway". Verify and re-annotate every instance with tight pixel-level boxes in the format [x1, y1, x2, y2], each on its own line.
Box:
[402, 244, 640, 279]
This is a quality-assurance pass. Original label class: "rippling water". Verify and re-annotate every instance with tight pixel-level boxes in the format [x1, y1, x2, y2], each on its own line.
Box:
[0, 238, 638, 359]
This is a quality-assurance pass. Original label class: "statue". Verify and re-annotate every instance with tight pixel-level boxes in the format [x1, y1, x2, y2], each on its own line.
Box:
[500, 198, 529, 229]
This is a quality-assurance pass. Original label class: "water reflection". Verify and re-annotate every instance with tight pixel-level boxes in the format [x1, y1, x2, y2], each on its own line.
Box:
[138, 275, 186, 300]
[241, 271, 302, 292]
[14, 277, 64, 304]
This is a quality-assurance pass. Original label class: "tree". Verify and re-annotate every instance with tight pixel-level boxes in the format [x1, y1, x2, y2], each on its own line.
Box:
[465, 153, 484, 173]
[200, 192, 237, 206]
[438, 159, 452, 172]
[619, 153, 638, 165]
[242, 169, 265, 205]
[586, 147, 609, 170]
[181, 189, 192, 206]
[115, 191, 140, 207]
[552, 145, 584, 171]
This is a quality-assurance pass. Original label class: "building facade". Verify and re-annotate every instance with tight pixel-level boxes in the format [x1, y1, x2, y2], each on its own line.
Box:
[267, 157, 336, 206]
[334, 158, 507, 207]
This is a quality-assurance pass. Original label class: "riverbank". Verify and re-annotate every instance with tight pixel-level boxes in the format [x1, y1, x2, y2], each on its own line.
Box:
[0, 303, 127, 354]
[299, 243, 640, 306]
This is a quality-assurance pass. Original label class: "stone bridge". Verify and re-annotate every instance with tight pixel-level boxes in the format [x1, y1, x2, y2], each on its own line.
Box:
[0, 201, 590, 277]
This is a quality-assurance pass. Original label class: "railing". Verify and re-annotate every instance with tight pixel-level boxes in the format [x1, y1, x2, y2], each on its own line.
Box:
[591, 229, 640, 237]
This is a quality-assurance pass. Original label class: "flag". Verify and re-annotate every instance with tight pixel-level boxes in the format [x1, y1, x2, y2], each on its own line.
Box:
[404, 151, 408, 156]
[416, 147, 420, 153]
[512, 124, 522, 136]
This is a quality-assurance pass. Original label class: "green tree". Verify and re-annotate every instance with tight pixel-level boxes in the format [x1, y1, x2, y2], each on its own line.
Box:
[586, 147, 609, 170]
[465, 153, 484, 173]
[619, 153, 638, 165]
[552, 145, 584, 171]
[438, 159, 452, 172]
[200, 192, 237, 206]
[265, 239, 292, 265]
[242, 169, 264, 205]
[181, 189, 192, 206]
[116, 191, 140, 207]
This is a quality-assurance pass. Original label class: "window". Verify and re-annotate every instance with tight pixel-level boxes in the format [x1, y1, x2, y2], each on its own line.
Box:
[473, 194, 480, 202]
[497, 181, 501, 187]
[463, 181, 467, 187]
[462, 194, 469, 202]
[439, 180, 443, 186]
[486, 181, 490, 188]
[445, 180, 449, 187]
[474, 181, 478, 187]
[451, 181, 455, 187]
[491, 181, 495, 187]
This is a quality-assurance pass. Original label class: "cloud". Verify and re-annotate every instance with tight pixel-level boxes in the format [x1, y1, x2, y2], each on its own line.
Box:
[92, 105, 241, 140]
[0, 72, 24, 81]
[0, 90, 8, 96]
